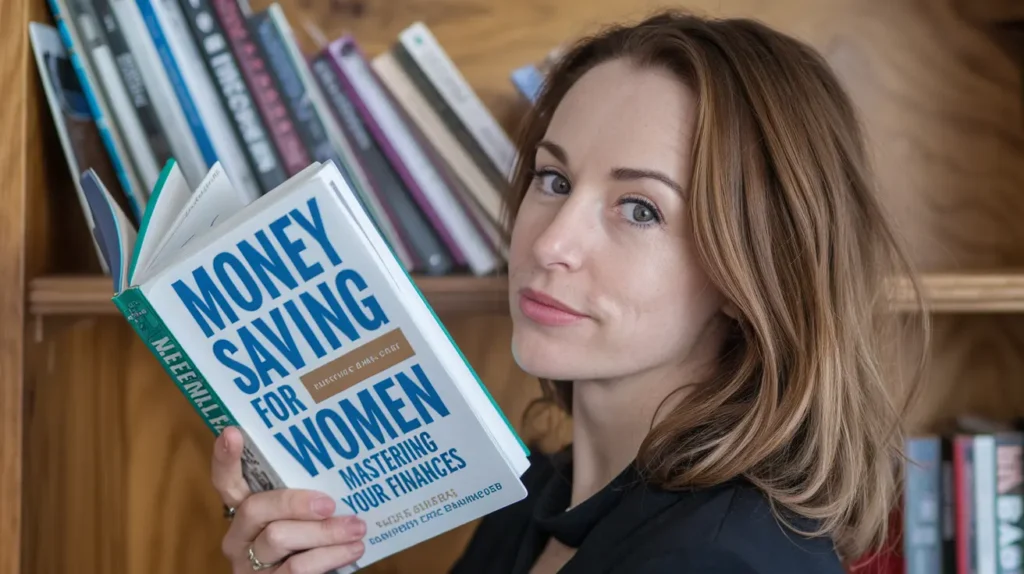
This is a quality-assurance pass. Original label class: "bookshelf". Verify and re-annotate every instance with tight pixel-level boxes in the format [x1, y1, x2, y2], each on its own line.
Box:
[27, 271, 1024, 316]
[28, 274, 512, 315]
[6, 0, 1024, 573]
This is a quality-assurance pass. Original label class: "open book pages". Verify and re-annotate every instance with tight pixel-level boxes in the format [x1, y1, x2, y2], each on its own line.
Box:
[80, 159, 530, 570]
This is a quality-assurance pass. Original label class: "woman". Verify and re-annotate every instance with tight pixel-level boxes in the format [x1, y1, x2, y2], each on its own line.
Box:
[211, 9, 927, 574]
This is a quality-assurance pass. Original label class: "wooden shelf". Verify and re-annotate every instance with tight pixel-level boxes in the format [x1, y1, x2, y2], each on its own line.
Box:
[28, 274, 510, 316]
[27, 271, 1024, 316]
[889, 272, 1024, 313]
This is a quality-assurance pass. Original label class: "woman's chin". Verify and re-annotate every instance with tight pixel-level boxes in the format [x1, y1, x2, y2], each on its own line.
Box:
[510, 336, 582, 381]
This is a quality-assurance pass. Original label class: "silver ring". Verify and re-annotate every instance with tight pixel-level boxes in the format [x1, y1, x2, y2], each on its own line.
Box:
[248, 546, 281, 571]
[223, 505, 236, 520]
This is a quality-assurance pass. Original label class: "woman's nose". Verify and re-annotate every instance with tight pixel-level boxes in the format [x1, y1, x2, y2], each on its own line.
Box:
[529, 193, 598, 272]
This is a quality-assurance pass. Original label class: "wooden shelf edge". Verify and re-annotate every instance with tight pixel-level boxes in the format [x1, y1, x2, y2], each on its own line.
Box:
[28, 274, 511, 316]
[28, 271, 1024, 316]
[887, 272, 1024, 313]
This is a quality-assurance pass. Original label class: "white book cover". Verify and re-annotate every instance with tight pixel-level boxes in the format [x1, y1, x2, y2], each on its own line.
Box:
[29, 21, 110, 273]
[80, 158, 530, 571]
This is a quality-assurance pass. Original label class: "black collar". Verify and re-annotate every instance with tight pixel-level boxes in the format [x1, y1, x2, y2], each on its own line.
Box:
[531, 450, 645, 548]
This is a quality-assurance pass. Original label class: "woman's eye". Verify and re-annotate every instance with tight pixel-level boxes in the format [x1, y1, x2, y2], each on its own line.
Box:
[536, 171, 571, 195]
[618, 199, 662, 226]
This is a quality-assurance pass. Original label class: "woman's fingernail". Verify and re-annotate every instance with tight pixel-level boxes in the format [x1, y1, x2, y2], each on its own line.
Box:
[351, 518, 366, 535]
[312, 496, 335, 517]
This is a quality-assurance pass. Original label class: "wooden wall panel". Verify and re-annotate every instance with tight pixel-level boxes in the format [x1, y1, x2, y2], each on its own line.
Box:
[1, 0, 29, 572]
[22, 314, 544, 574]
[18, 0, 1024, 573]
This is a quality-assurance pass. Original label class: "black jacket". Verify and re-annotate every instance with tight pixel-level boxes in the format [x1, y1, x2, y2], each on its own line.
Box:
[450, 448, 844, 573]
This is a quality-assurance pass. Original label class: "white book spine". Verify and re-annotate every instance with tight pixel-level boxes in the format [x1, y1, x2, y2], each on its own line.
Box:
[975, 435, 997, 574]
[109, 0, 208, 187]
[50, 0, 145, 217]
[76, 9, 162, 191]
[142, 0, 261, 201]
[398, 22, 516, 180]
[371, 52, 503, 226]
[266, 4, 414, 271]
[333, 42, 499, 276]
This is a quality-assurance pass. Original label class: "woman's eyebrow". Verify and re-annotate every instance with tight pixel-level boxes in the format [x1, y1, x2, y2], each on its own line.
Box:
[536, 140, 686, 197]
[536, 140, 569, 164]
[611, 167, 685, 197]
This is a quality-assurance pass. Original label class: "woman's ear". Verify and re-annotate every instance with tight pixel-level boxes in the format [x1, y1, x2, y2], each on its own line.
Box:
[722, 302, 740, 320]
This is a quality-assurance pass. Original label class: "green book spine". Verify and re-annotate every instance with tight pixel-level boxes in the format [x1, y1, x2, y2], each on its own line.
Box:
[112, 286, 237, 434]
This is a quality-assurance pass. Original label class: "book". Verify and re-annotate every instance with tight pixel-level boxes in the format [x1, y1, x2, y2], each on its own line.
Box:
[396, 22, 516, 181]
[29, 21, 126, 273]
[45, 0, 147, 220]
[80, 157, 531, 571]
[510, 44, 564, 104]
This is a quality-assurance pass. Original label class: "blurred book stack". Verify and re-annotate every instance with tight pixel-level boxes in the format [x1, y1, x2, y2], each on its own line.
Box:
[852, 416, 1024, 574]
[31, 0, 518, 278]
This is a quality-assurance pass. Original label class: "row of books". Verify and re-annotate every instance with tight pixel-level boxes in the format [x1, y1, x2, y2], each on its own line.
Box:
[855, 417, 1024, 574]
[32, 0, 519, 277]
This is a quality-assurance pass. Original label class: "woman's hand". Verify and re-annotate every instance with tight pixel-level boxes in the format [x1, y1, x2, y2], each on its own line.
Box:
[213, 426, 367, 573]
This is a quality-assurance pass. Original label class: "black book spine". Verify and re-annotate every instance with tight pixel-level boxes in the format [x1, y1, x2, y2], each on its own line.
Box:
[176, 0, 288, 194]
[941, 437, 957, 573]
[92, 0, 173, 165]
[311, 54, 453, 276]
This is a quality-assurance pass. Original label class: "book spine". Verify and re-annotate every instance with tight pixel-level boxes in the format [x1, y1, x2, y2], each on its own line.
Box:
[311, 54, 454, 276]
[47, 0, 144, 220]
[378, 59, 505, 261]
[112, 287, 287, 496]
[247, 10, 336, 167]
[327, 38, 504, 274]
[941, 438, 957, 573]
[211, 0, 310, 176]
[391, 42, 507, 192]
[995, 433, 1023, 574]
[956, 435, 978, 574]
[904, 436, 944, 574]
[114, 287, 236, 432]
[324, 40, 465, 265]
[251, 8, 413, 274]
[92, 0, 173, 167]
[159, 0, 262, 201]
[976, 435, 997, 574]
[134, 0, 218, 167]
[107, 0, 207, 186]
[177, 0, 288, 194]
[71, 0, 165, 194]
[29, 22, 112, 273]
[509, 62, 545, 104]
[398, 23, 516, 179]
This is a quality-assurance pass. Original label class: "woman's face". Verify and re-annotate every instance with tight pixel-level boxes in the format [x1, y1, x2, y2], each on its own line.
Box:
[508, 57, 729, 384]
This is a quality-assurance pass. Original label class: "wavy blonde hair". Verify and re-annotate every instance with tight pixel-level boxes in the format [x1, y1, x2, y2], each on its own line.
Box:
[506, 10, 930, 563]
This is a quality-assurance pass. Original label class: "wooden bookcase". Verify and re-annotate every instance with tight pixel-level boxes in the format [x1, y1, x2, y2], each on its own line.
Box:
[5, 0, 1024, 573]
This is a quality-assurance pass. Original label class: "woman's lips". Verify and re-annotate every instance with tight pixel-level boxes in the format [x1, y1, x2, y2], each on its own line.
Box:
[518, 288, 588, 326]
